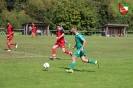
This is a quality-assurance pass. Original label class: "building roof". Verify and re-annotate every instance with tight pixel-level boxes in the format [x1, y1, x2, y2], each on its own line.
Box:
[101, 24, 129, 28]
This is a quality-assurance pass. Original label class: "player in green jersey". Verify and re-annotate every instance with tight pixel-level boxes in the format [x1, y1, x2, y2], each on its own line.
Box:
[66, 27, 99, 73]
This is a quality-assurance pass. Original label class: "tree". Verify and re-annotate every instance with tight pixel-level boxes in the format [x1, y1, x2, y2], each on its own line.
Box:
[0, 0, 132, 31]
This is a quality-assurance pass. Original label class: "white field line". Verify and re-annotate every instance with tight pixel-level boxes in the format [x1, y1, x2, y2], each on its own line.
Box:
[12, 51, 49, 58]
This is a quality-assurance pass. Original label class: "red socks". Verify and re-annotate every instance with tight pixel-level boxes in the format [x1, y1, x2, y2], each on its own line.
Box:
[8, 44, 11, 50]
[52, 48, 56, 55]
[7, 43, 16, 50]
[36, 33, 38, 37]
[10, 43, 16, 46]
[52, 48, 71, 57]
[32, 34, 34, 38]
[64, 50, 69, 54]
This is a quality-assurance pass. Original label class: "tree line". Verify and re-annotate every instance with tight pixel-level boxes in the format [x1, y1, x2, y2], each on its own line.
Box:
[0, 0, 133, 31]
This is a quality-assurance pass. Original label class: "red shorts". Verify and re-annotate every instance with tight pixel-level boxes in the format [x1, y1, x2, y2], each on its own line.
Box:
[7, 35, 14, 40]
[32, 29, 36, 33]
[32, 31, 36, 34]
[55, 41, 65, 48]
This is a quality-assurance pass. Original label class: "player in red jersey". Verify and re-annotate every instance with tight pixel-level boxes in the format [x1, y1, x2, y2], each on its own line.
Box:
[6, 21, 18, 51]
[50, 24, 72, 59]
[31, 23, 38, 38]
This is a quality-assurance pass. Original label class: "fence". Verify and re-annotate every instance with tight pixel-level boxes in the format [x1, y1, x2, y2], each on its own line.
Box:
[1, 28, 133, 36]
[50, 30, 102, 36]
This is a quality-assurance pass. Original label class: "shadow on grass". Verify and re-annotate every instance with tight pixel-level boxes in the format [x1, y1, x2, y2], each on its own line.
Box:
[3, 48, 17, 51]
[50, 58, 70, 60]
[42, 69, 49, 71]
[56, 58, 70, 60]
[60, 67, 96, 72]
[49, 58, 60, 60]
[4, 48, 8, 50]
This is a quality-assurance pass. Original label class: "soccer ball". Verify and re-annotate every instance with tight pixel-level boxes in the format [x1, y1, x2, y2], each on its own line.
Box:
[43, 62, 50, 68]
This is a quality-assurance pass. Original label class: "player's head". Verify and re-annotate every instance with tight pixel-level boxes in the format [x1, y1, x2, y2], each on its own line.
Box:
[58, 23, 62, 26]
[57, 24, 62, 30]
[32, 22, 35, 26]
[7, 21, 10, 25]
[71, 27, 78, 35]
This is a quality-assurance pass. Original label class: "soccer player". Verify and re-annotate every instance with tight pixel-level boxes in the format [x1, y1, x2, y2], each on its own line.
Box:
[50, 25, 72, 59]
[66, 27, 99, 73]
[31, 23, 38, 38]
[59, 24, 71, 48]
[6, 21, 18, 51]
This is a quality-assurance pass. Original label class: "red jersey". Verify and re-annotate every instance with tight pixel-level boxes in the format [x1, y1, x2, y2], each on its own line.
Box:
[32, 25, 36, 33]
[7, 24, 13, 35]
[56, 29, 65, 42]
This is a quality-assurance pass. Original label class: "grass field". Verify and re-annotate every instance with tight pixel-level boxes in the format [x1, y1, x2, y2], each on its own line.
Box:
[0, 34, 133, 88]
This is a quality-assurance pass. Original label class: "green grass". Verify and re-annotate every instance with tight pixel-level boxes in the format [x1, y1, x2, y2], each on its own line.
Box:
[0, 34, 133, 88]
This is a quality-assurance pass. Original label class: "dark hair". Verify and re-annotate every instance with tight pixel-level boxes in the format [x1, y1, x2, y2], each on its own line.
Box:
[7, 20, 10, 23]
[57, 24, 61, 27]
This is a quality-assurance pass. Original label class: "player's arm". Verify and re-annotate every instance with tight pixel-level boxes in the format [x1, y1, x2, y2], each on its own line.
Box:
[59, 33, 64, 38]
[7, 27, 14, 36]
[81, 40, 86, 51]
[7, 32, 14, 37]
[72, 45, 76, 50]
[8, 32, 14, 36]
[79, 35, 86, 51]
[56, 30, 64, 39]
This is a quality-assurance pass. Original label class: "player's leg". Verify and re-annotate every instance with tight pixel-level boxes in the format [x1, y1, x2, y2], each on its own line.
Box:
[36, 32, 38, 37]
[8, 35, 18, 49]
[61, 48, 72, 56]
[10, 42, 18, 48]
[66, 49, 80, 73]
[31, 32, 35, 38]
[6, 39, 12, 51]
[33, 32, 35, 37]
[65, 41, 71, 48]
[65, 40, 69, 45]
[64, 35, 71, 48]
[81, 56, 99, 68]
[60, 42, 72, 56]
[31, 32, 33, 38]
[80, 48, 99, 68]
[50, 45, 59, 59]
[66, 55, 77, 73]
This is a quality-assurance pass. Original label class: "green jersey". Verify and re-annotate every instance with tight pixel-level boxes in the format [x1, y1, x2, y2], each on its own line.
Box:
[75, 33, 85, 49]
[61, 26, 64, 31]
